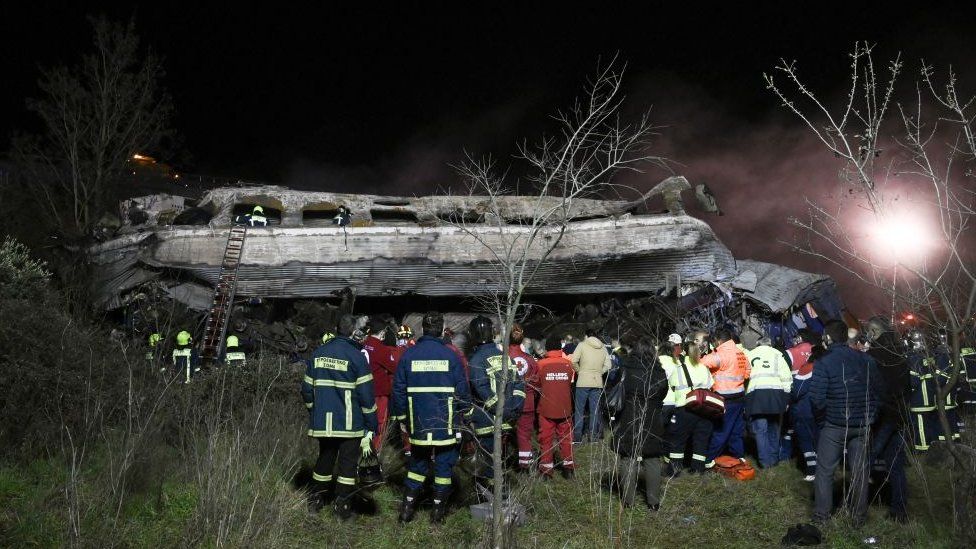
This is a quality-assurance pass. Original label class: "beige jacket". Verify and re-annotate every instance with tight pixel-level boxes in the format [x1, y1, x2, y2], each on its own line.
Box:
[571, 337, 612, 388]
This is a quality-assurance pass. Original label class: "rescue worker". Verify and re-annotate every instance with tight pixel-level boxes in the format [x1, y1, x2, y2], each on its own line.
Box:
[363, 317, 398, 453]
[865, 316, 910, 523]
[467, 316, 526, 501]
[960, 344, 976, 407]
[701, 328, 750, 465]
[391, 311, 470, 524]
[247, 205, 267, 227]
[396, 325, 415, 348]
[333, 206, 351, 227]
[146, 332, 163, 365]
[393, 324, 416, 457]
[666, 341, 715, 473]
[224, 334, 246, 367]
[906, 330, 936, 451]
[172, 330, 200, 384]
[509, 324, 540, 472]
[745, 337, 792, 468]
[934, 330, 963, 443]
[570, 331, 612, 444]
[536, 337, 576, 479]
[658, 334, 684, 428]
[300, 315, 378, 520]
[614, 339, 668, 510]
[784, 330, 820, 480]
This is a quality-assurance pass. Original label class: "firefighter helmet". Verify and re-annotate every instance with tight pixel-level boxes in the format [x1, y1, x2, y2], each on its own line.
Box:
[322, 331, 335, 344]
[226, 335, 239, 348]
[252, 205, 264, 214]
[468, 316, 495, 345]
[176, 330, 192, 346]
[397, 325, 414, 339]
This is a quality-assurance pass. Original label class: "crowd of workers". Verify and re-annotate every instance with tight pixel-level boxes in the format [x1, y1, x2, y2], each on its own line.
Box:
[149, 310, 975, 528]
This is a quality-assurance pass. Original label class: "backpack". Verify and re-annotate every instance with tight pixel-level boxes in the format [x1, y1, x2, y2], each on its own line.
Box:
[605, 368, 626, 420]
[713, 455, 756, 481]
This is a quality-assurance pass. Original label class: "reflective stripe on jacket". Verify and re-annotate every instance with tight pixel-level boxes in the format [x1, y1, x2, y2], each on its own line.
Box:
[701, 340, 750, 396]
[391, 335, 471, 446]
[745, 345, 792, 415]
[668, 356, 713, 408]
[658, 355, 679, 406]
[469, 343, 526, 435]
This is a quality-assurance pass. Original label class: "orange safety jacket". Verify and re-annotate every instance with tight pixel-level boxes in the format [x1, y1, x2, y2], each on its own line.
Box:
[701, 340, 750, 396]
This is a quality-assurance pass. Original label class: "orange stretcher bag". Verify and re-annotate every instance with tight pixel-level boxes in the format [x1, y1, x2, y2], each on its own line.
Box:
[713, 455, 756, 481]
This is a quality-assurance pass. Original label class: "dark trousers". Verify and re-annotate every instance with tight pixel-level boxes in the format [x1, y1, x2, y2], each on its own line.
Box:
[707, 397, 745, 461]
[813, 423, 870, 524]
[871, 420, 907, 517]
[667, 407, 714, 472]
[792, 414, 819, 475]
[311, 437, 360, 500]
[618, 456, 662, 507]
[404, 444, 459, 499]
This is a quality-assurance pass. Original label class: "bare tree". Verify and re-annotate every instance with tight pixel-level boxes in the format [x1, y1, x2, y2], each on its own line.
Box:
[11, 16, 173, 235]
[440, 58, 663, 548]
[765, 42, 976, 534]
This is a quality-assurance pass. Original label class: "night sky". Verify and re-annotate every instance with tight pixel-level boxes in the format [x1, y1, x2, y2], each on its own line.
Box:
[3, 3, 976, 313]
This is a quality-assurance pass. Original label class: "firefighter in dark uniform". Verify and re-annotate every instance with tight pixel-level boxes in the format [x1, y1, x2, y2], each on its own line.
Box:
[172, 330, 200, 384]
[466, 316, 525, 501]
[391, 311, 470, 524]
[906, 331, 937, 451]
[300, 315, 379, 519]
[224, 335, 246, 367]
[934, 330, 964, 442]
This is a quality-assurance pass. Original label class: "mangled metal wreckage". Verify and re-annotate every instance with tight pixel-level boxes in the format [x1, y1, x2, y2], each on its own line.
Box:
[87, 175, 842, 343]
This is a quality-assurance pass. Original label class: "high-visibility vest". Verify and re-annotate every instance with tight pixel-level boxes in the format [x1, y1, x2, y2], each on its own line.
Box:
[745, 345, 792, 393]
[668, 356, 713, 408]
[226, 349, 246, 365]
[659, 355, 679, 406]
[703, 341, 749, 396]
[249, 214, 267, 226]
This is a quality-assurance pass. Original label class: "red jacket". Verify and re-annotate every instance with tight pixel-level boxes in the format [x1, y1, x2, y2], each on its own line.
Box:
[536, 351, 575, 419]
[510, 344, 539, 412]
[364, 336, 397, 397]
[446, 342, 470, 380]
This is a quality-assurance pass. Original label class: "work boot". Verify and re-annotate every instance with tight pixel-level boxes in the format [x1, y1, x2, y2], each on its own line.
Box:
[430, 499, 449, 524]
[333, 497, 352, 521]
[307, 492, 324, 514]
[398, 490, 421, 523]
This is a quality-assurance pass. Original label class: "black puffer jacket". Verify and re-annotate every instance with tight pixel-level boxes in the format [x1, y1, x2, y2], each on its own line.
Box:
[869, 331, 911, 425]
[613, 354, 668, 458]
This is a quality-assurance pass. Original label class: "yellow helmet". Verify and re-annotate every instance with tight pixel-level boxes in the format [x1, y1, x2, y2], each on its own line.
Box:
[252, 205, 264, 214]
[148, 333, 162, 347]
[322, 332, 335, 344]
[226, 335, 239, 348]
[176, 330, 192, 346]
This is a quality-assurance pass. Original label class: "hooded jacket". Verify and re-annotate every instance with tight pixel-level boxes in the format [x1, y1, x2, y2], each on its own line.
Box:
[571, 336, 612, 388]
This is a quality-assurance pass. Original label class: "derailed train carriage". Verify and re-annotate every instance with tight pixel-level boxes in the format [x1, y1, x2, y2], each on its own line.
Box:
[87, 176, 842, 350]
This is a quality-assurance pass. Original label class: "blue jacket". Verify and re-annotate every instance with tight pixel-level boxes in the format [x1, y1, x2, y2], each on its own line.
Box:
[301, 336, 378, 438]
[468, 342, 526, 435]
[808, 343, 884, 428]
[391, 336, 470, 446]
[934, 346, 959, 409]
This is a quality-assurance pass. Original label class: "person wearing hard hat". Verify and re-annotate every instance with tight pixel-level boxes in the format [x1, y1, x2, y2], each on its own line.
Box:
[248, 205, 267, 227]
[224, 334, 246, 367]
[146, 332, 164, 365]
[172, 330, 200, 384]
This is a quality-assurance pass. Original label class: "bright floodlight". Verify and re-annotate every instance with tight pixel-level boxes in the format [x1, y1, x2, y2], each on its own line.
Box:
[875, 217, 932, 260]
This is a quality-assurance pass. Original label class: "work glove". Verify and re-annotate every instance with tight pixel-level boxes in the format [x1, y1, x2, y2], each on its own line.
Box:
[361, 431, 374, 458]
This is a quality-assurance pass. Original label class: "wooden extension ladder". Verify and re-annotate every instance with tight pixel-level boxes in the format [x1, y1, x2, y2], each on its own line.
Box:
[201, 224, 247, 361]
